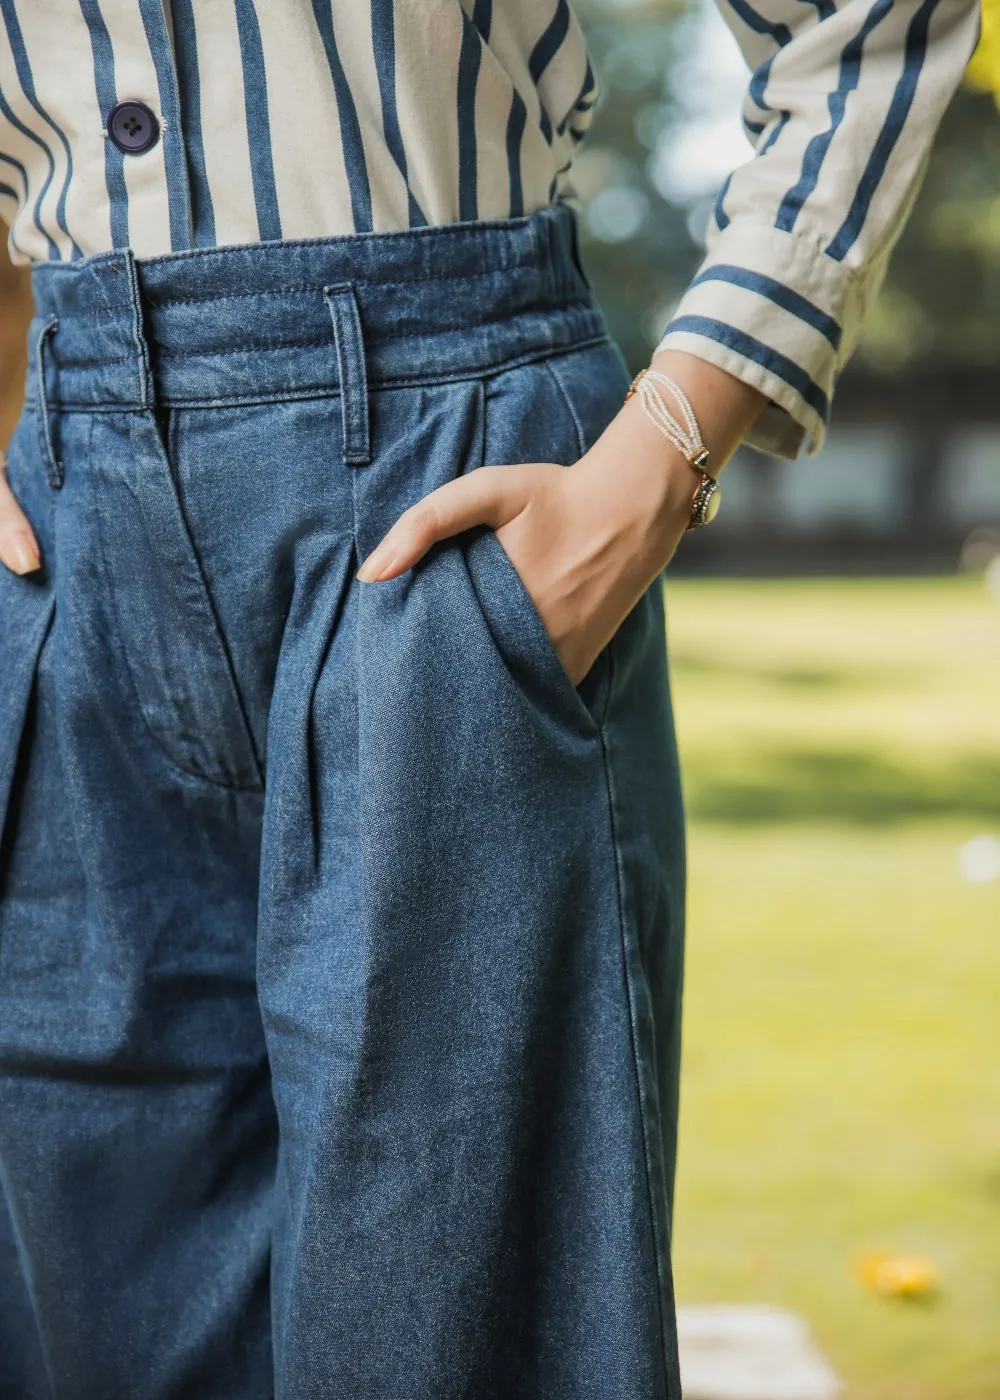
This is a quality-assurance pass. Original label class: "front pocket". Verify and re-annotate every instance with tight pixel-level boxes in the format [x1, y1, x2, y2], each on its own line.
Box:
[91, 409, 263, 790]
[462, 522, 612, 740]
[468, 339, 637, 738]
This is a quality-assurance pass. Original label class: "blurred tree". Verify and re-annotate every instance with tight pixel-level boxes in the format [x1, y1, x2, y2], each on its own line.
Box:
[570, 0, 998, 567]
[574, 0, 1000, 385]
[569, 0, 708, 371]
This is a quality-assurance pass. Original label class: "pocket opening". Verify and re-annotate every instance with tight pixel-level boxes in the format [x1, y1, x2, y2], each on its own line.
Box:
[463, 523, 611, 740]
[474, 341, 636, 736]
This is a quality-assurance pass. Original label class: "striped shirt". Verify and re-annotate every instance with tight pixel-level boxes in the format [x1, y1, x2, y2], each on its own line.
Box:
[0, 1, 981, 458]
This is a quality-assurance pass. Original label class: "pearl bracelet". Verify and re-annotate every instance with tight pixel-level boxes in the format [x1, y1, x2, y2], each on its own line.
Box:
[624, 368, 711, 471]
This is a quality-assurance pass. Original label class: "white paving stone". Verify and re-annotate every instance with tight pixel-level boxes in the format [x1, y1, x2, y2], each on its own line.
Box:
[677, 1304, 843, 1400]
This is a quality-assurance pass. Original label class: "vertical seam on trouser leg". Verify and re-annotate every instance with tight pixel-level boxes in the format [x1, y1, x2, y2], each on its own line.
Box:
[323, 283, 371, 465]
[598, 647, 674, 1399]
[0, 1154, 59, 1400]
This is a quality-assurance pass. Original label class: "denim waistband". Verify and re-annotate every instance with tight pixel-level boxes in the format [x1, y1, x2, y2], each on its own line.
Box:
[26, 201, 607, 413]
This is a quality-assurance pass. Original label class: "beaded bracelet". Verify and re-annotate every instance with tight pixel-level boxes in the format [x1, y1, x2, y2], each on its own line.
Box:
[624, 368, 711, 471]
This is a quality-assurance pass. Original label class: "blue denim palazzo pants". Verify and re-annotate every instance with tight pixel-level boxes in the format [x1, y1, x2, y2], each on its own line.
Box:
[0, 202, 686, 1400]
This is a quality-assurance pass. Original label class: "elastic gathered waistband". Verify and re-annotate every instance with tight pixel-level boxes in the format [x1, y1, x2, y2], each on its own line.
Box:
[26, 201, 607, 411]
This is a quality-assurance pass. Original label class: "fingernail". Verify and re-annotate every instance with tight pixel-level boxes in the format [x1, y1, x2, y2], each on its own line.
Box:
[9, 538, 40, 575]
[356, 548, 395, 583]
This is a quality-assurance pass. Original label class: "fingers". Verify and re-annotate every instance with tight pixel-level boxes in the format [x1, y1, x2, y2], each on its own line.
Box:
[0, 452, 41, 576]
[356, 463, 532, 583]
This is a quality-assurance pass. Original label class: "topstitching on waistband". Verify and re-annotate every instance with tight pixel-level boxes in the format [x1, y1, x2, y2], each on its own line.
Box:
[25, 202, 604, 408]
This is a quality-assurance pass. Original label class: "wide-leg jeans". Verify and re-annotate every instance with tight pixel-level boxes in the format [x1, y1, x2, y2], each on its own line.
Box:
[0, 201, 686, 1400]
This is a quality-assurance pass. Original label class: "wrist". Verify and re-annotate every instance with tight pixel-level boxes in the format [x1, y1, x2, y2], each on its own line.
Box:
[594, 379, 707, 519]
[573, 407, 699, 573]
[594, 350, 763, 513]
[609, 347, 769, 550]
[572, 344, 770, 568]
[646, 346, 768, 468]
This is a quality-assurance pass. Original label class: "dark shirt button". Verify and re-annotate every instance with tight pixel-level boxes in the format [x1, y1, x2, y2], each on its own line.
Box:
[108, 100, 160, 155]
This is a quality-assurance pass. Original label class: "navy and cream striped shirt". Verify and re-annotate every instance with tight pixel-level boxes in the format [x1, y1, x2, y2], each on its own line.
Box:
[0, 1, 981, 457]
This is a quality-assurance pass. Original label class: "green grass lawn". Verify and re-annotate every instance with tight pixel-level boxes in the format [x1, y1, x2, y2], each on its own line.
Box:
[664, 576, 1000, 1400]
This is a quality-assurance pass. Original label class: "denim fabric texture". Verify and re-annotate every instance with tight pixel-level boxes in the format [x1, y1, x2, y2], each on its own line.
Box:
[0, 201, 687, 1400]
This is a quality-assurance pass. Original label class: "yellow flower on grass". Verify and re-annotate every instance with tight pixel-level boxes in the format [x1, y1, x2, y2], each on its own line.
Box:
[967, 0, 1000, 108]
[854, 1250, 939, 1299]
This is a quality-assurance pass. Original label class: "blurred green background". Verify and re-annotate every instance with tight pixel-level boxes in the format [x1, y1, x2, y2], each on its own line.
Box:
[566, 3, 1000, 1396]
[669, 577, 999, 1399]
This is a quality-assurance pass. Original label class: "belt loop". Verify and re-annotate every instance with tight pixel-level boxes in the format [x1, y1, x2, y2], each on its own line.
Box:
[121, 248, 154, 410]
[34, 315, 62, 489]
[323, 282, 371, 466]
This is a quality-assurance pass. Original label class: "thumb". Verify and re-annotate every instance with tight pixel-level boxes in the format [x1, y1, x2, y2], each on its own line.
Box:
[0, 452, 41, 575]
[356, 463, 533, 583]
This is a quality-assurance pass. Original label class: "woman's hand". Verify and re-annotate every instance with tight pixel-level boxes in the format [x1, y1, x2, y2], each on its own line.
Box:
[356, 349, 768, 688]
[0, 451, 40, 575]
[355, 436, 692, 687]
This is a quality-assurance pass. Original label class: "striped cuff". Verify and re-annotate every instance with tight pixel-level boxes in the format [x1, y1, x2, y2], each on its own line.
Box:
[653, 222, 872, 460]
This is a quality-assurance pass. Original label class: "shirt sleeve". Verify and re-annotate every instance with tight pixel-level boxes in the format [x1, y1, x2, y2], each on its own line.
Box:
[652, 0, 982, 459]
